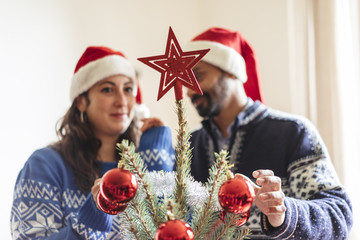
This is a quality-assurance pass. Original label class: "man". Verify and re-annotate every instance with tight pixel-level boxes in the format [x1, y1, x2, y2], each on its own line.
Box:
[185, 27, 352, 239]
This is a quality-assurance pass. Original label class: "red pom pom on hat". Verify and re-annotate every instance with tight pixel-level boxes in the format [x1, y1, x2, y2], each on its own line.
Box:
[186, 28, 264, 103]
[70, 46, 140, 103]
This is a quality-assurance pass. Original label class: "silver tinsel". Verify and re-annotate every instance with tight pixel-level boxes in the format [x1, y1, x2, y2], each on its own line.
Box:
[146, 171, 210, 210]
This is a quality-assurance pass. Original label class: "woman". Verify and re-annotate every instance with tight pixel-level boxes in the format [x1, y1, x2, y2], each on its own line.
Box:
[10, 46, 175, 239]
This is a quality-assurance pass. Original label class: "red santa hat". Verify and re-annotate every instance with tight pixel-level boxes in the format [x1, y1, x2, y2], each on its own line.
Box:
[186, 27, 264, 102]
[70, 46, 142, 103]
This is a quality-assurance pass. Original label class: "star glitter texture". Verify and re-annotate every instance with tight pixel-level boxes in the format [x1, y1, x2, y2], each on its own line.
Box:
[138, 27, 210, 101]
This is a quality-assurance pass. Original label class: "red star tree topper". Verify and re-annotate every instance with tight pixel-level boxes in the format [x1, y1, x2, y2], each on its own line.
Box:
[138, 27, 210, 101]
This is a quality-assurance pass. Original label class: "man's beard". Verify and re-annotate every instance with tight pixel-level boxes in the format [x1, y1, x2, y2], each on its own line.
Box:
[191, 75, 228, 118]
[191, 92, 220, 117]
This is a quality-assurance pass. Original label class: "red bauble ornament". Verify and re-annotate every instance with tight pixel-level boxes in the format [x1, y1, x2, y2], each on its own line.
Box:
[100, 168, 138, 204]
[155, 219, 194, 240]
[235, 210, 250, 227]
[218, 176, 255, 214]
[97, 192, 127, 215]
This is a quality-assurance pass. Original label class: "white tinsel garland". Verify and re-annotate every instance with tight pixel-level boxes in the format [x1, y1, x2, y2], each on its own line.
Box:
[146, 171, 213, 211]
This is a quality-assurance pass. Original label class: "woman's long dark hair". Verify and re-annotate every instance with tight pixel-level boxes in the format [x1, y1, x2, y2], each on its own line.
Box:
[52, 93, 140, 193]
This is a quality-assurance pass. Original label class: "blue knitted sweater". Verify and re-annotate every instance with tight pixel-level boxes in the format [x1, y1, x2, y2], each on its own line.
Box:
[190, 99, 353, 239]
[10, 126, 175, 239]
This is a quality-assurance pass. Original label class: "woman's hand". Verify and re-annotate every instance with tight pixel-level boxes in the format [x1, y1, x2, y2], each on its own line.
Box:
[91, 178, 102, 209]
[140, 118, 164, 132]
[236, 170, 286, 228]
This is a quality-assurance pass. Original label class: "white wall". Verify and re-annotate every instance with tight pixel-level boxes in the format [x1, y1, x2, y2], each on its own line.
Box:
[0, 0, 320, 237]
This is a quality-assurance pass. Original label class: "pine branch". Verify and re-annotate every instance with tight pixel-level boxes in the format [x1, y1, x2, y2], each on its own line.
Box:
[117, 140, 162, 226]
[124, 211, 141, 240]
[124, 190, 158, 240]
[131, 201, 153, 239]
[193, 211, 221, 240]
[207, 213, 250, 240]
[192, 150, 230, 238]
[214, 214, 239, 240]
[234, 227, 251, 240]
[174, 99, 192, 220]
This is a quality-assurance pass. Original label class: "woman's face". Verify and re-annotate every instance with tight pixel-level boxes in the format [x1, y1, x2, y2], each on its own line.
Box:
[79, 75, 135, 139]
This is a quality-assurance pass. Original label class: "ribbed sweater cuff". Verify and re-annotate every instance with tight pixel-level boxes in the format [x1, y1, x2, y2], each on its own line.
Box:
[77, 193, 113, 232]
[261, 197, 298, 239]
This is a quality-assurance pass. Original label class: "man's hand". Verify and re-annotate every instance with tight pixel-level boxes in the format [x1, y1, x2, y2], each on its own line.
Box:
[235, 170, 286, 227]
[252, 170, 286, 227]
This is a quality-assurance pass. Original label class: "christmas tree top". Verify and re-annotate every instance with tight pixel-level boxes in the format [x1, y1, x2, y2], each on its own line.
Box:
[98, 27, 254, 240]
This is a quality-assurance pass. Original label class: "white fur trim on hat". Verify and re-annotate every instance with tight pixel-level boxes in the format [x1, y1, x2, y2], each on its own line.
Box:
[70, 55, 137, 101]
[185, 40, 247, 82]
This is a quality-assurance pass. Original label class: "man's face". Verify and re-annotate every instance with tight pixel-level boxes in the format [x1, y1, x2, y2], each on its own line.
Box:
[187, 61, 230, 117]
